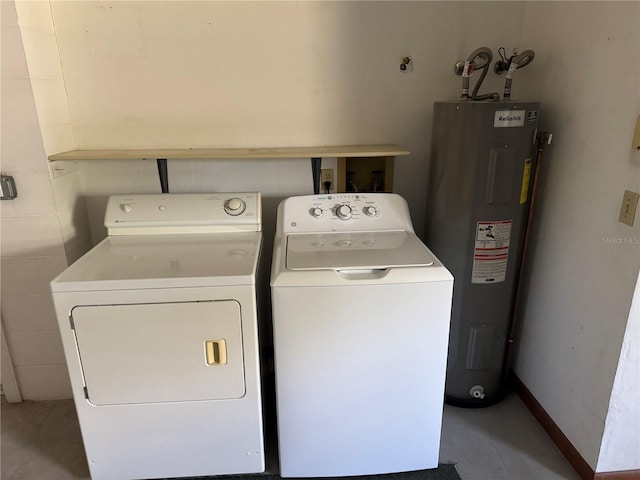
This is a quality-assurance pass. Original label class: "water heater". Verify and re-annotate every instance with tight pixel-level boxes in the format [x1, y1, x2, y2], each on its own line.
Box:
[424, 100, 539, 406]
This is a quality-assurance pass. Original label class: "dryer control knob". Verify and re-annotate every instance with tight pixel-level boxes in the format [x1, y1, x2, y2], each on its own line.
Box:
[224, 198, 246, 216]
[120, 203, 133, 213]
[363, 205, 377, 216]
[310, 207, 323, 218]
[336, 204, 353, 220]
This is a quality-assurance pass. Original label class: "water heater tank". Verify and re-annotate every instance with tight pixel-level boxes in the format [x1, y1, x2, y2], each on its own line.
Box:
[424, 100, 539, 406]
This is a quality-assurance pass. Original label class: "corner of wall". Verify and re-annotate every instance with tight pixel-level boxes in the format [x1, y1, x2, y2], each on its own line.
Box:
[596, 268, 640, 473]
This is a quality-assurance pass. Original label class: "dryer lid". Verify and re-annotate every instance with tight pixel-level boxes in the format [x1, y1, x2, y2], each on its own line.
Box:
[51, 232, 262, 292]
[285, 231, 435, 271]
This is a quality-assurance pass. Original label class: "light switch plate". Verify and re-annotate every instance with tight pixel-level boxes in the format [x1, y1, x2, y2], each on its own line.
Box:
[619, 190, 639, 226]
[633, 115, 640, 150]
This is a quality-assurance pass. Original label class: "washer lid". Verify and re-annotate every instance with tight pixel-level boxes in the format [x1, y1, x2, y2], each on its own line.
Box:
[285, 231, 434, 271]
[51, 232, 261, 292]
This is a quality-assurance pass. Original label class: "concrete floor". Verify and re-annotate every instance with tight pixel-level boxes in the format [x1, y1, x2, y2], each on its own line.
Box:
[1, 392, 580, 480]
[439, 393, 580, 480]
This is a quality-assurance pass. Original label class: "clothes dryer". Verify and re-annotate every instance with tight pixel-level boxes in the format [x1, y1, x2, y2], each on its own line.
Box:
[50, 193, 264, 480]
[270, 193, 453, 478]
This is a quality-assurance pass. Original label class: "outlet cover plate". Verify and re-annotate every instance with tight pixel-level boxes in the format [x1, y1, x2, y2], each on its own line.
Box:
[619, 190, 639, 226]
[632, 115, 640, 150]
[321, 169, 334, 193]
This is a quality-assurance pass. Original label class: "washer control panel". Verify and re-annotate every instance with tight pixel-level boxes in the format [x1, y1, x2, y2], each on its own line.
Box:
[105, 192, 261, 234]
[304, 194, 380, 223]
[281, 193, 414, 234]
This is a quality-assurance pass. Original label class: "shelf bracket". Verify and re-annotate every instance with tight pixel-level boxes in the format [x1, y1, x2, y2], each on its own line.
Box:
[311, 157, 322, 195]
[157, 158, 169, 193]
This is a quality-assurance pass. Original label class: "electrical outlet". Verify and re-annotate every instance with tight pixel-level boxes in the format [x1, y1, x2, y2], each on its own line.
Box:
[321, 169, 334, 193]
[619, 190, 639, 226]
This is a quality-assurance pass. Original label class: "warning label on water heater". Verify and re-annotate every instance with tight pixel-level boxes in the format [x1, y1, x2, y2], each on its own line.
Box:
[472, 220, 512, 284]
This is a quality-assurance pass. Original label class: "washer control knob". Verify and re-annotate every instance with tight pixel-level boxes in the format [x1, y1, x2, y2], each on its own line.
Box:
[224, 197, 246, 216]
[363, 205, 377, 216]
[336, 204, 353, 220]
[310, 207, 323, 218]
[120, 203, 133, 213]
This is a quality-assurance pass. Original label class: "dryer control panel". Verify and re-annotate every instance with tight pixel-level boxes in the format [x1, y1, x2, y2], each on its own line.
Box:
[105, 192, 261, 235]
[277, 193, 415, 234]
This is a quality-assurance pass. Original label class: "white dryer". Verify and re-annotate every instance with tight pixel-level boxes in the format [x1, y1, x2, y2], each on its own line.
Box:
[271, 193, 453, 478]
[50, 193, 265, 480]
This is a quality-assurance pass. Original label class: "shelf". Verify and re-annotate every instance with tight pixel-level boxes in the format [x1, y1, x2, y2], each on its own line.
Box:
[48, 144, 410, 195]
[47, 145, 410, 162]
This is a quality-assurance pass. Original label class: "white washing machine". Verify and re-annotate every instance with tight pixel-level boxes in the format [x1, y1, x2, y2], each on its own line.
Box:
[50, 193, 265, 480]
[271, 193, 454, 478]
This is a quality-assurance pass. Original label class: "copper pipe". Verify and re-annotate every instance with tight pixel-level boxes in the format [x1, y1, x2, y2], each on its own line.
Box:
[502, 130, 552, 385]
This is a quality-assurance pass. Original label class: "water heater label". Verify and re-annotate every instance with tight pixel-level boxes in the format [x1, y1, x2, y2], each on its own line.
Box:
[494, 110, 525, 128]
[472, 220, 512, 284]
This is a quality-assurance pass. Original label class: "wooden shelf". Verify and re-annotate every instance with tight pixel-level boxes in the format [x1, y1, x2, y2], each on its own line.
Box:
[48, 145, 410, 162]
[48, 144, 410, 195]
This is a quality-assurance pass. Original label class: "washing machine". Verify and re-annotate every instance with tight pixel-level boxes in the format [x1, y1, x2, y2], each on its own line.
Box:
[270, 193, 454, 478]
[50, 193, 265, 480]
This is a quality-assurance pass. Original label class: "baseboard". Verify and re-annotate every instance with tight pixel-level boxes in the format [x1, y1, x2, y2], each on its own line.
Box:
[594, 470, 640, 480]
[511, 373, 595, 480]
[513, 373, 640, 480]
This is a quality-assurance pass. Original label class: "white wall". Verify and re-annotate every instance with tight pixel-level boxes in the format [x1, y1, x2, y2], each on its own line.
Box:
[597, 270, 640, 472]
[50, 0, 528, 238]
[13, 0, 92, 265]
[0, 0, 76, 400]
[515, 1, 640, 471]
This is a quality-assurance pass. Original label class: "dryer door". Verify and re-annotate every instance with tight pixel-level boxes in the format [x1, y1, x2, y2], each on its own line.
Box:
[71, 300, 245, 405]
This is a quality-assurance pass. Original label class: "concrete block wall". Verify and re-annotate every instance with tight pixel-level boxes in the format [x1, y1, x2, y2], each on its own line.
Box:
[0, 0, 80, 400]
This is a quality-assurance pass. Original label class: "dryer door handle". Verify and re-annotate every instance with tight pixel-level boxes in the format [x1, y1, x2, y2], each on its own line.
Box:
[205, 339, 228, 365]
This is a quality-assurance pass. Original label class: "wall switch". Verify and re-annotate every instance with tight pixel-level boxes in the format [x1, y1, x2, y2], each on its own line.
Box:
[321, 169, 334, 193]
[619, 190, 639, 226]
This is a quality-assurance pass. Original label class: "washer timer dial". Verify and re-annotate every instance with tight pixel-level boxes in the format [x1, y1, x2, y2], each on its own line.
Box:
[336, 204, 353, 220]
